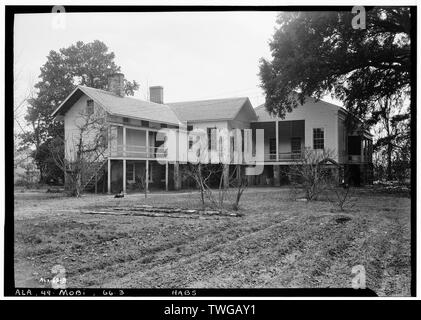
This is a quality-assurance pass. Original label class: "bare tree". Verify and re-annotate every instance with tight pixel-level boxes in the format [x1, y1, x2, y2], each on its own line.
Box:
[14, 56, 36, 126]
[14, 69, 36, 172]
[50, 108, 108, 197]
[182, 130, 225, 208]
[328, 184, 355, 212]
[229, 165, 248, 211]
[182, 128, 246, 211]
[182, 163, 223, 208]
[289, 148, 338, 201]
[214, 164, 227, 209]
[184, 163, 248, 211]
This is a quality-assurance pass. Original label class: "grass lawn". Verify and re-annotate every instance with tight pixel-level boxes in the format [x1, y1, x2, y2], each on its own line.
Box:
[14, 187, 411, 296]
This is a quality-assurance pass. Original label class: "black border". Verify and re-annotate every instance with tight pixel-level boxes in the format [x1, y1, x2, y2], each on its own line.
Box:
[409, 5, 417, 298]
[4, 5, 417, 298]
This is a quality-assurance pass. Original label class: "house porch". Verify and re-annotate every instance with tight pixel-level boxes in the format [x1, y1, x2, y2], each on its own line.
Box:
[106, 159, 182, 194]
[250, 120, 305, 163]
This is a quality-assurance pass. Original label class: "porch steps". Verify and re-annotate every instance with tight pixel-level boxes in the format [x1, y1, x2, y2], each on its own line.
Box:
[82, 160, 107, 192]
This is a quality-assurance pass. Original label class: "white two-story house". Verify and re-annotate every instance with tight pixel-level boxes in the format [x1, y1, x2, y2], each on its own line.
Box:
[52, 74, 373, 194]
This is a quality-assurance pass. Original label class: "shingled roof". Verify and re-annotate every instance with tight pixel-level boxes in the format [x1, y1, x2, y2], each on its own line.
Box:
[52, 86, 258, 125]
[52, 86, 181, 125]
[167, 97, 256, 122]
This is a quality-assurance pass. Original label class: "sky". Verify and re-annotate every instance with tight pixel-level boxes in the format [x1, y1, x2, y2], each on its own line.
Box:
[14, 11, 280, 116]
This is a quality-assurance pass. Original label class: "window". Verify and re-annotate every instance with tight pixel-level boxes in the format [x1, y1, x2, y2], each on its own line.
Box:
[269, 138, 276, 156]
[313, 128, 324, 150]
[348, 136, 361, 155]
[98, 128, 107, 147]
[187, 125, 193, 132]
[207, 127, 217, 151]
[86, 99, 94, 115]
[230, 136, 235, 154]
[141, 120, 149, 127]
[207, 128, 212, 150]
[291, 137, 301, 154]
[123, 117, 129, 123]
[268, 138, 277, 160]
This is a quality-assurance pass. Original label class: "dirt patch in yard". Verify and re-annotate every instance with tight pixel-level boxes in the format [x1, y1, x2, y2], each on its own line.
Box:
[14, 188, 411, 295]
[81, 205, 241, 219]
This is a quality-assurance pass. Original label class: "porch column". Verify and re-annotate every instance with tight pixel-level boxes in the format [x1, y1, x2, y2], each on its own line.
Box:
[108, 125, 111, 157]
[361, 138, 365, 163]
[123, 126, 127, 157]
[223, 164, 229, 189]
[275, 120, 279, 162]
[145, 159, 149, 193]
[174, 162, 180, 190]
[146, 129, 149, 158]
[107, 158, 111, 194]
[123, 159, 126, 194]
[165, 161, 169, 191]
[273, 165, 280, 186]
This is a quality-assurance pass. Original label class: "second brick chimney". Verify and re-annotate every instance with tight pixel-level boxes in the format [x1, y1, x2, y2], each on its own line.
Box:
[108, 73, 125, 97]
[149, 86, 164, 104]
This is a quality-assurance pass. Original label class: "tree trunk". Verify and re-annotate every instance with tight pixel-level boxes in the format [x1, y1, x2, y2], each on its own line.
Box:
[38, 166, 44, 184]
[198, 164, 205, 206]
[387, 143, 393, 180]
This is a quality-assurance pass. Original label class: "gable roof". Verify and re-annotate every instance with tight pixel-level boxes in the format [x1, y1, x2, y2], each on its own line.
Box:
[52, 86, 180, 125]
[52, 86, 259, 125]
[254, 96, 344, 121]
[255, 98, 372, 137]
[167, 97, 257, 122]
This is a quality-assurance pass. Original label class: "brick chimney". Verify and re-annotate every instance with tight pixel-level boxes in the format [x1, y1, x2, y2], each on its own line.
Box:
[108, 73, 125, 97]
[149, 86, 164, 104]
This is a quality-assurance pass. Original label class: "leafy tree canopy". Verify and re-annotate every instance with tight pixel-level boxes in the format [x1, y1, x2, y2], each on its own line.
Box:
[21, 40, 139, 182]
[259, 8, 411, 119]
[24, 40, 139, 141]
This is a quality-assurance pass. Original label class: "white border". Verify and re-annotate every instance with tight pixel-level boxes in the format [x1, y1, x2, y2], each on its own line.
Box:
[1, 0, 419, 301]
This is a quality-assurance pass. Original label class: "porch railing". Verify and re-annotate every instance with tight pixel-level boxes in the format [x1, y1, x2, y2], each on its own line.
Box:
[264, 151, 303, 162]
[110, 144, 304, 162]
[110, 144, 167, 158]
